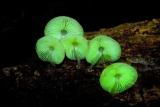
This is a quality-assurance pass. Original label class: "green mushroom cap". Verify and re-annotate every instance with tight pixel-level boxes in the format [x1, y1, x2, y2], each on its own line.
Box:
[44, 16, 84, 40]
[36, 36, 65, 66]
[86, 35, 121, 72]
[61, 35, 88, 69]
[99, 63, 138, 95]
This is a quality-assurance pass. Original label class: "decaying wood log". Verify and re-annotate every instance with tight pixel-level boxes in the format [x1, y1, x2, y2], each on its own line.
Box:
[1, 19, 160, 107]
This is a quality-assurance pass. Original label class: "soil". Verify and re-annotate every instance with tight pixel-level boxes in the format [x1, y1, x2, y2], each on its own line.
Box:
[1, 19, 160, 107]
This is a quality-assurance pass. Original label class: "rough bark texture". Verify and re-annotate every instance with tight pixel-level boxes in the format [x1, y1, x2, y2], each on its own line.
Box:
[1, 19, 160, 107]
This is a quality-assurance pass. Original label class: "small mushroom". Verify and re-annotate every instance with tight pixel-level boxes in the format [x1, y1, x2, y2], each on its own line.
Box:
[44, 16, 84, 40]
[99, 63, 138, 95]
[36, 36, 65, 66]
[61, 35, 88, 69]
[86, 35, 121, 72]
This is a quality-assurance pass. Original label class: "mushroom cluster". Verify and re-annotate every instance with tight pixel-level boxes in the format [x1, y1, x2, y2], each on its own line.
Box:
[36, 16, 87, 68]
[35, 16, 138, 95]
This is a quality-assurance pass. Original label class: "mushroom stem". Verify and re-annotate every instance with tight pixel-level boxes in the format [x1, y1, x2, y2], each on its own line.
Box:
[88, 52, 102, 72]
[111, 74, 121, 95]
[49, 51, 55, 67]
[74, 47, 81, 69]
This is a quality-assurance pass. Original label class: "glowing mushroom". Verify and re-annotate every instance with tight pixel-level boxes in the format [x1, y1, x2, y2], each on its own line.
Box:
[36, 36, 65, 66]
[61, 35, 88, 69]
[99, 63, 138, 95]
[86, 35, 121, 72]
[44, 16, 84, 40]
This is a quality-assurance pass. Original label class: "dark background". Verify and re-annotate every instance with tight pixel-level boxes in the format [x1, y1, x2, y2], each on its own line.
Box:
[0, 0, 159, 68]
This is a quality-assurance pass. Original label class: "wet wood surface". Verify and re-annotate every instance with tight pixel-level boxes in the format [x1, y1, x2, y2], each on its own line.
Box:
[1, 19, 160, 107]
